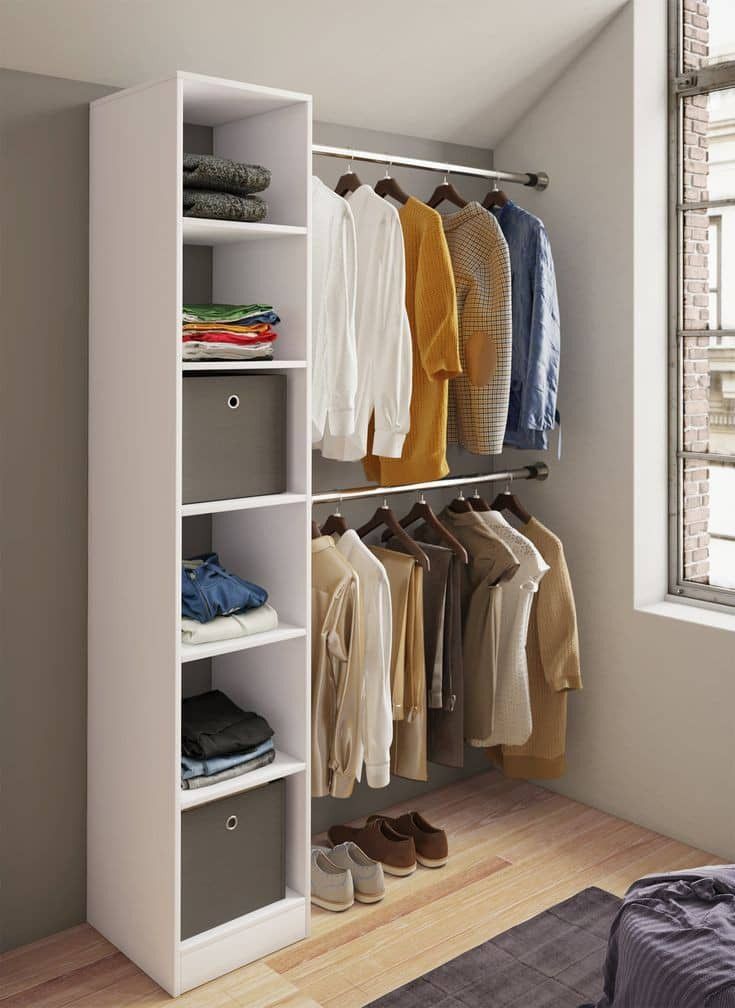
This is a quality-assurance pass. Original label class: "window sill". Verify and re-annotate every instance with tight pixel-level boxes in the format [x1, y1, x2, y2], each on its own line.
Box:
[636, 595, 735, 633]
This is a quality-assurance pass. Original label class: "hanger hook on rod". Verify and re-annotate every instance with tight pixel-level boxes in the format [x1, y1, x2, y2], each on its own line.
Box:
[384, 159, 393, 179]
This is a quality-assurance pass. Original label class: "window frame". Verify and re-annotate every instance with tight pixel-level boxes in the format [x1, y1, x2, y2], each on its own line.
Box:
[668, 0, 735, 607]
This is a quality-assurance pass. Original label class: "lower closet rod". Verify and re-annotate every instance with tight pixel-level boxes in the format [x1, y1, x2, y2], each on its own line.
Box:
[312, 462, 549, 506]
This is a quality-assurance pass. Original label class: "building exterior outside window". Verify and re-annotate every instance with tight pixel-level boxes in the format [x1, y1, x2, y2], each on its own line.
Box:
[670, 0, 735, 601]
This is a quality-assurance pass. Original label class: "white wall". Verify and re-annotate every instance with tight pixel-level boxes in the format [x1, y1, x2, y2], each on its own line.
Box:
[496, 1, 735, 859]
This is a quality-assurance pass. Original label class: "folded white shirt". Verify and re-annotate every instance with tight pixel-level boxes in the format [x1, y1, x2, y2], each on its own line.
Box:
[182, 341, 274, 360]
[181, 604, 278, 644]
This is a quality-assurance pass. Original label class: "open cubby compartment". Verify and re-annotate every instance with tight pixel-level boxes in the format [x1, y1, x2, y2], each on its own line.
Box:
[182, 229, 308, 363]
[181, 72, 311, 229]
[182, 502, 308, 629]
[179, 363, 308, 503]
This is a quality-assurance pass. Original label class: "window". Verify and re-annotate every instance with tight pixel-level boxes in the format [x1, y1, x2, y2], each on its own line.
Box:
[669, 0, 735, 606]
[708, 215, 721, 330]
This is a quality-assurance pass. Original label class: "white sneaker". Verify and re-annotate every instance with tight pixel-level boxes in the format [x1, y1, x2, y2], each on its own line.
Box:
[320, 842, 386, 903]
[310, 848, 354, 912]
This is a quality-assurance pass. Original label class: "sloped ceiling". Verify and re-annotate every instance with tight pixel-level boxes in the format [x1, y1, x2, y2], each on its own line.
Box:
[0, 0, 628, 147]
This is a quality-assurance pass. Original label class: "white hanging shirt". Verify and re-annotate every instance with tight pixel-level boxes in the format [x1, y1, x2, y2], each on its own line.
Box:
[471, 510, 549, 747]
[321, 185, 412, 461]
[311, 176, 358, 445]
[334, 529, 393, 787]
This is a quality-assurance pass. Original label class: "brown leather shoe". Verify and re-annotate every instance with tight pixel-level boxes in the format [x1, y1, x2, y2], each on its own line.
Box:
[368, 812, 448, 868]
[327, 819, 417, 876]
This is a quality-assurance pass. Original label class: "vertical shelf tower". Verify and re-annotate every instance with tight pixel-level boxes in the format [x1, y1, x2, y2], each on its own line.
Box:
[88, 73, 312, 995]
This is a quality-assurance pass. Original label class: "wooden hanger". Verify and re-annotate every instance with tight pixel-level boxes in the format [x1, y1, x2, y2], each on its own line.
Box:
[469, 488, 492, 512]
[382, 493, 468, 564]
[482, 180, 509, 210]
[334, 156, 363, 197]
[357, 500, 430, 571]
[374, 164, 409, 205]
[448, 488, 473, 514]
[320, 502, 349, 538]
[426, 171, 467, 210]
[491, 476, 532, 525]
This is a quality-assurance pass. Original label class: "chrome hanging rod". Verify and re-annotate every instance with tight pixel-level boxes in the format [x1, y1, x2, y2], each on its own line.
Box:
[312, 462, 549, 506]
[312, 143, 549, 191]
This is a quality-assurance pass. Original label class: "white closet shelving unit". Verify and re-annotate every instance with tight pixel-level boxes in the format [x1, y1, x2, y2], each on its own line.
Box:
[88, 72, 312, 996]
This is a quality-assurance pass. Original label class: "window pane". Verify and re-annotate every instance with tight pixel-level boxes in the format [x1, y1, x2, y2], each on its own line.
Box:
[680, 207, 732, 334]
[683, 0, 735, 71]
[681, 337, 735, 453]
[704, 463, 735, 590]
[681, 89, 735, 204]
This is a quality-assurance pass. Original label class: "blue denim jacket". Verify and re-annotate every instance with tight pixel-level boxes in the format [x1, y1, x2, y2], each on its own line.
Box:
[492, 201, 560, 450]
[182, 553, 268, 623]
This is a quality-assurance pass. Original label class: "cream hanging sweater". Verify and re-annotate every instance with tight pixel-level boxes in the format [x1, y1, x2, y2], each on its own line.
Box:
[334, 530, 394, 788]
[491, 517, 582, 779]
[468, 510, 549, 747]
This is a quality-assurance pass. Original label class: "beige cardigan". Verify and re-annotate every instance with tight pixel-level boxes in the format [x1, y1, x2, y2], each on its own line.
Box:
[491, 517, 582, 779]
[311, 536, 363, 798]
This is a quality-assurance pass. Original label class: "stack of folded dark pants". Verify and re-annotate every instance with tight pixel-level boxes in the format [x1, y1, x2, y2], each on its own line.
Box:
[181, 552, 278, 645]
[182, 689, 275, 789]
[183, 153, 270, 222]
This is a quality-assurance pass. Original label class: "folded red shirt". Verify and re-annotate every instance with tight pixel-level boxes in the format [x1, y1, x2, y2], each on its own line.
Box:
[182, 329, 278, 345]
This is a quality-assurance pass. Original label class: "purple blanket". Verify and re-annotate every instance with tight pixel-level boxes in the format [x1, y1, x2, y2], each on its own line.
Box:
[586, 866, 735, 1008]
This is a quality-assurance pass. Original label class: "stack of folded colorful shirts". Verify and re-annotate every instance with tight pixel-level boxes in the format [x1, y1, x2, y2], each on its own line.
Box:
[182, 303, 280, 361]
[183, 152, 270, 222]
[181, 552, 279, 644]
[181, 689, 276, 790]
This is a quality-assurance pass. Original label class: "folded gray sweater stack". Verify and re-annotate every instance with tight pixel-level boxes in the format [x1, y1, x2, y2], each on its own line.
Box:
[183, 153, 271, 222]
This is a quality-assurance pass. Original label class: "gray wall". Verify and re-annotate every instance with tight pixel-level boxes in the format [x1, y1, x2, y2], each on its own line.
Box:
[495, 4, 735, 860]
[0, 70, 498, 951]
[0, 69, 113, 952]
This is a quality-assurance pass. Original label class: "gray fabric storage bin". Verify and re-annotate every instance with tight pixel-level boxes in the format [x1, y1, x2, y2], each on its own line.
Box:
[183, 375, 286, 503]
[181, 778, 286, 939]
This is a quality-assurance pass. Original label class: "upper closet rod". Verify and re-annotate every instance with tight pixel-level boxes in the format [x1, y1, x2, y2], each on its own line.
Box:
[312, 143, 549, 191]
[312, 462, 549, 505]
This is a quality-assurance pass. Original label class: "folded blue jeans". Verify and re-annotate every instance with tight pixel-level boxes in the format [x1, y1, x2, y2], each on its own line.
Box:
[182, 552, 268, 623]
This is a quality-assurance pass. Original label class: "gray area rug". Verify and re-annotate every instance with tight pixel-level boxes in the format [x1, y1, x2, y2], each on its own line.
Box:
[369, 887, 621, 1008]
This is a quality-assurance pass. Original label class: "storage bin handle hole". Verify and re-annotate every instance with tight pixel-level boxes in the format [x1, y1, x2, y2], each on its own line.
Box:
[225, 814, 239, 831]
[227, 395, 240, 409]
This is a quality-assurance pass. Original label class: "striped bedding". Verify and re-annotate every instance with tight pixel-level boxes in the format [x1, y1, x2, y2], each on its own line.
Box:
[585, 866, 735, 1007]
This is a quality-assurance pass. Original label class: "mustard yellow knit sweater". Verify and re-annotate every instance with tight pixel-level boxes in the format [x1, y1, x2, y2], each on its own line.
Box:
[364, 198, 461, 485]
[491, 517, 582, 779]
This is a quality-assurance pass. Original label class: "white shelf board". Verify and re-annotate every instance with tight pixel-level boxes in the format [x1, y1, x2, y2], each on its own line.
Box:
[180, 623, 306, 662]
[182, 218, 307, 245]
[180, 71, 310, 126]
[181, 492, 307, 517]
[182, 360, 307, 372]
[179, 753, 306, 810]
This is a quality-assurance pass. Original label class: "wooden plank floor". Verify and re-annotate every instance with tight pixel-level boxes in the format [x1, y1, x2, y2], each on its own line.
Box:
[0, 770, 720, 1007]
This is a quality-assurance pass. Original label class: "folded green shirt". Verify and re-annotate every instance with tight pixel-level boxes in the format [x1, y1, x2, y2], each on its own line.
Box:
[183, 304, 273, 323]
